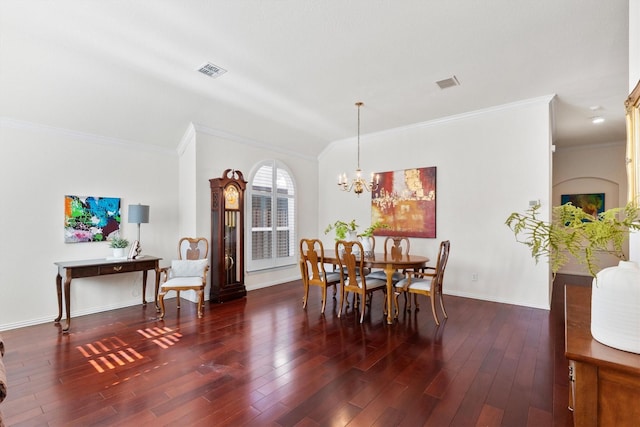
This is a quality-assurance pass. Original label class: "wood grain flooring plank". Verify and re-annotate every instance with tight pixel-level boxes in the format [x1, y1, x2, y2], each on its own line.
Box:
[475, 404, 503, 427]
[449, 371, 494, 426]
[274, 368, 364, 426]
[347, 380, 408, 426]
[527, 405, 553, 427]
[484, 354, 518, 409]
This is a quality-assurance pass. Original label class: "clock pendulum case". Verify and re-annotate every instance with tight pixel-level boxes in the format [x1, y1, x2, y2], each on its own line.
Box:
[209, 169, 247, 302]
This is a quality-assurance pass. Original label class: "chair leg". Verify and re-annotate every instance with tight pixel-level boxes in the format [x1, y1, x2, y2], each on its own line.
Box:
[413, 293, 419, 310]
[359, 292, 365, 323]
[338, 288, 346, 318]
[382, 290, 388, 316]
[439, 291, 448, 319]
[197, 290, 204, 318]
[393, 291, 401, 318]
[158, 290, 167, 319]
[430, 295, 440, 325]
[321, 286, 327, 314]
[176, 290, 181, 308]
[300, 261, 308, 309]
[302, 280, 309, 309]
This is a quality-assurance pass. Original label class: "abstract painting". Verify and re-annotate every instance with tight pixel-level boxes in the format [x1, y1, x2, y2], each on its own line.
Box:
[371, 166, 436, 238]
[560, 193, 605, 216]
[64, 195, 121, 243]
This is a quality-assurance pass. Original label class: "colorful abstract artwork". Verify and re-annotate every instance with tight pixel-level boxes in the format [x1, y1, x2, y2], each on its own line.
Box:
[64, 195, 121, 243]
[560, 193, 605, 216]
[371, 166, 437, 238]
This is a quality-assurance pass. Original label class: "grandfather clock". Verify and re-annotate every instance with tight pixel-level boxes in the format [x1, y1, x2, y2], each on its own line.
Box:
[210, 169, 247, 302]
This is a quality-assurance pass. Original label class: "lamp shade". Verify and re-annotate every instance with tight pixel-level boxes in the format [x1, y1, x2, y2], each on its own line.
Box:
[128, 204, 149, 224]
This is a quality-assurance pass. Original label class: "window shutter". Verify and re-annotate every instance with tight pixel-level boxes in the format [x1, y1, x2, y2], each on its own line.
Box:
[247, 161, 296, 271]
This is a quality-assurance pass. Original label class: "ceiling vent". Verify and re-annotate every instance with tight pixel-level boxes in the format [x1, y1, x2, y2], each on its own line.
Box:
[196, 62, 227, 78]
[436, 75, 460, 89]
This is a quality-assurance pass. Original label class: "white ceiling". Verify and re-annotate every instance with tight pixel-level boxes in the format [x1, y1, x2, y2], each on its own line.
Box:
[0, 1, 630, 158]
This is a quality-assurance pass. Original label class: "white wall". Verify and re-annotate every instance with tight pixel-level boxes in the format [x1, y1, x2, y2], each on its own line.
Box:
[319, 98, 554, 309]
[0, 119, 179, 331]
[553, 142, 627, 274]
[193, 125, 319, 293]
[177, 123, 198, 237]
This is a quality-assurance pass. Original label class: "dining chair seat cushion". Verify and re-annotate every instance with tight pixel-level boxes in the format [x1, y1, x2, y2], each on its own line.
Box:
[395, 276, 433, 291]
[338, 266, 370, 276]
[161, 277, 203, 289]
[324, 272, 341, 283]
[346, 277, 386, 290]
[366, 270, 404, 282]
[170, 259, 208, 278]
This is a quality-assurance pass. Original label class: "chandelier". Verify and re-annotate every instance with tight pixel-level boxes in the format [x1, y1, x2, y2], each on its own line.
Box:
[337, 102, 379, 196]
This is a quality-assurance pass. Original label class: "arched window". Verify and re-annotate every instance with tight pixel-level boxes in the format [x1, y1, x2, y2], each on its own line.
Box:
[247, 160, 296, 271]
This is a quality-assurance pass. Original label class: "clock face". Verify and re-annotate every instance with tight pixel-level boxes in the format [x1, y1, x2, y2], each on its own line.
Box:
[224, 185, 239, 210]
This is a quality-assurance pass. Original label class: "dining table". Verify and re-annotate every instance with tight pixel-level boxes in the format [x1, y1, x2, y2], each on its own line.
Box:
[323, 250, 429, 324]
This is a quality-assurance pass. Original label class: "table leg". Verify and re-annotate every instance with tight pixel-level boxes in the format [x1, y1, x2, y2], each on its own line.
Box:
[54, 273, 63, 322]
[63, 277, 72, 332]
[384, 264, 395, 324]
[142, 270, 148, 305]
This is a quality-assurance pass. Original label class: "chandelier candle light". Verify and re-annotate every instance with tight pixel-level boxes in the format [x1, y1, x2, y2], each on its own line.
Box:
[338, 102, 379, 196]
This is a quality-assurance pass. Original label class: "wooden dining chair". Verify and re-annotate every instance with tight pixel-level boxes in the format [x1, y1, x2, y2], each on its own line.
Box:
[394, 240, 450, 325]
[299, 238, 341, 314]
[335, 240, 387, 323]
[366, 236, 411, 283]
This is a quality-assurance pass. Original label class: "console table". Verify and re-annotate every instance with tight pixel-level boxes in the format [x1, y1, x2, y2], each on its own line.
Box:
[565, 284, 640, 426]
[54, 256, 161, 332]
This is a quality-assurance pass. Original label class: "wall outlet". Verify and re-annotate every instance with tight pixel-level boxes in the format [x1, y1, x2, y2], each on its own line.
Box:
[472, 273, 478, 281]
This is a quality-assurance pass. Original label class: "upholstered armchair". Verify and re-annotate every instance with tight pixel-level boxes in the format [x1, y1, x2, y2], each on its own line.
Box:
[157, 237, 209, 319]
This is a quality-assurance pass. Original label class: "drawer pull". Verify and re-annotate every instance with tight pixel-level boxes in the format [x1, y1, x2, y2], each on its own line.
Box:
[113, 266, 123, 272]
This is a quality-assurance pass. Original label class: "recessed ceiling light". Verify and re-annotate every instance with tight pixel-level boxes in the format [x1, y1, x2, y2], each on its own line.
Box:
[591, 116, 605, 124]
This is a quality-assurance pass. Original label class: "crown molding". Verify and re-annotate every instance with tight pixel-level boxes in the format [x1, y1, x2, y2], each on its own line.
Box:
[0, 116, 176, 155]
[320, 95, 556, 159]
[554, 140, 626, 153]
[192, 122, 316, 161]
[176, 122, 196, 156]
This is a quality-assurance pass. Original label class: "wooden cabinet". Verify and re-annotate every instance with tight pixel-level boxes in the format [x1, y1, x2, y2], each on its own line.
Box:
[209, 169, 247, 302]
[565, 285, 640, 426]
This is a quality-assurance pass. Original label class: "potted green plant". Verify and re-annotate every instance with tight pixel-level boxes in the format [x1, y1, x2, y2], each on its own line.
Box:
[506, 201, 640, 353]
[324, 219, 388, 240]
[505, 202, 640, 277]
[324, 219, 359, 241]
[325, 219, 389, 256]
[109, 237, 129, 258]
[359, 221, 389, 238]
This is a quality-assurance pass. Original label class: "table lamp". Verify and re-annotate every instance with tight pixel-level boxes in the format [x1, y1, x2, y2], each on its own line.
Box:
[128, 204, 149, 256]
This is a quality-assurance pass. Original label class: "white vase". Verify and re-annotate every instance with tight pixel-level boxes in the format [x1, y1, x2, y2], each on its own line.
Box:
[113, 248, 126, 258]
[590, 260, 640, 354]
[359, 236, 374, 258]
[347, 231, 359, 254]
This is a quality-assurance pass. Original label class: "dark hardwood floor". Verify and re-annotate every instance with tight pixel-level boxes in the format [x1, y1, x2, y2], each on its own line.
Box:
[0, 274, 591, 426]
